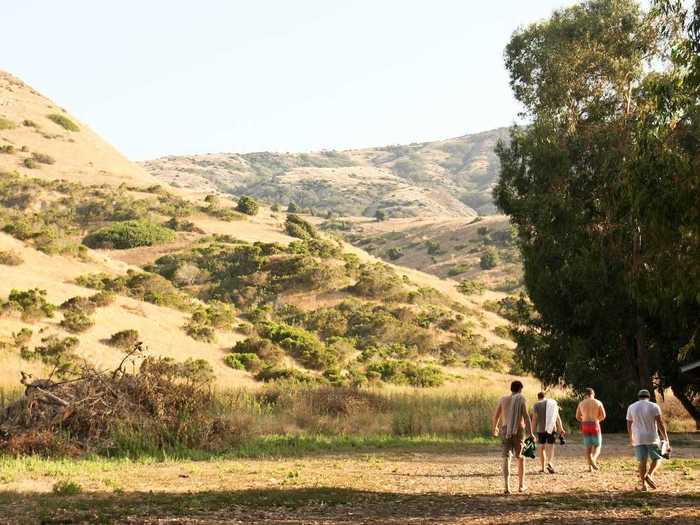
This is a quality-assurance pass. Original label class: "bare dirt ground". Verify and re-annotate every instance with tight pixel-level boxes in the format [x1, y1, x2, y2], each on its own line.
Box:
[0, 435, 697, 524]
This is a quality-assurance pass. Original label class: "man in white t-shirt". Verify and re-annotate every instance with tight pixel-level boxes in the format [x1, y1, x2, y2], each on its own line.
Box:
[626, 389, 671, 491]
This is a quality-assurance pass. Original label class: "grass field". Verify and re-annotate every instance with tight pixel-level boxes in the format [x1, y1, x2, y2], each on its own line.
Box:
[0, 434, 697, 524]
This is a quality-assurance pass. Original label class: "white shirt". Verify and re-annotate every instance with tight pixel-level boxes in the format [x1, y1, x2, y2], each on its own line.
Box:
[626, 400, 662, 446]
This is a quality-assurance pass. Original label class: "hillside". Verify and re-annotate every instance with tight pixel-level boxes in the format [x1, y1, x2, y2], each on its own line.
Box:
[0, 71, 516, 391]
[142, 128, 509, 218]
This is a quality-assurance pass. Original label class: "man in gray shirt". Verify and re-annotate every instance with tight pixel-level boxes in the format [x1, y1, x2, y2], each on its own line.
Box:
[531, 391, 566, 473]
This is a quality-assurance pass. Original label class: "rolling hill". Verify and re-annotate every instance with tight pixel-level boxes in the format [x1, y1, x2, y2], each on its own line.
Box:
[0, 70, 517, 391]
[142, 128, 509, 218]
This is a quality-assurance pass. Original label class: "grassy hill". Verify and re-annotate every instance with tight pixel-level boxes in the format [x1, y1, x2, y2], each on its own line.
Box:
[0, 70, 516, 393]
[142, 129, 509, 218]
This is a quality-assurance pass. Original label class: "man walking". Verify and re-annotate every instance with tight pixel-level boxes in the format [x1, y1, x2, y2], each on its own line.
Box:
[576, 388, 606, 472]
[531, 391, 566, 474]
[627, 389, 671, 491]
[493, 380, 535, 494]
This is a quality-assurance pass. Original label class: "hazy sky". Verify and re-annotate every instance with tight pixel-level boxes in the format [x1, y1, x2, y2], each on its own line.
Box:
[2, 1, 579, 160]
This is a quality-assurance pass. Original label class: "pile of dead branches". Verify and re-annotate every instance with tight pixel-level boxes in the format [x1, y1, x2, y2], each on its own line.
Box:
[0, 344, 222, 455]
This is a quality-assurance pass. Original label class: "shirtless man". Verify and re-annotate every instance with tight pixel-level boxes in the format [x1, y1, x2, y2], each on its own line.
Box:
[493, 380, 535, 494]
[576, 388, 606, 471]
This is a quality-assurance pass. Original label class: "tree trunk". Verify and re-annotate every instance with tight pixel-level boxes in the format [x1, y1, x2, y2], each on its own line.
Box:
[671, 384, 700, 430]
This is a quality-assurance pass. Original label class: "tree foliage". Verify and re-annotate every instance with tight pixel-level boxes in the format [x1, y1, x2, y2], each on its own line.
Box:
[494, 0, 700, 426]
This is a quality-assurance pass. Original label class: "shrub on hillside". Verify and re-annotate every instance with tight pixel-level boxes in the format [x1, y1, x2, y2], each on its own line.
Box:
[258, 321, 337, 370]
[60, 311, 94, 333]
[447, 263, 469, 277]
[0, 250, 23, 265]
[0, 117, 16, 130]
[224, 352, 262, 373]
[479, 248, 500, 270]
[287, 202, 300, 213]
[365, 359, 444, 387]
[231, 337, 285, 366]
[285, 214, 317, 240]
[47, 113, 79, 132]
[457, 279, 486, 295]
[163, 217, 204, 233]
[22, 120, 38, 128]
[255, 365, 315, 383]
[3, 288, 56, 322]
[108, 329, 140, 349]
[184, 322, 216, 343]
[83, 220, 176, 249]
[22, 158, 37, 169]
[351, 263, 407, 301]
[89, 291, 116, 307]
[0, 144, 14, 154]
[60, 296, 97, 315]
[236, 196, 259, 216]
[386, 247, 403, 260]
[31, 152, 55, 165]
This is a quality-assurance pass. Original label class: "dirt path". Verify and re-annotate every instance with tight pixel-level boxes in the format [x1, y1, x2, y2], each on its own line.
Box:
[0, 435, 697, 524]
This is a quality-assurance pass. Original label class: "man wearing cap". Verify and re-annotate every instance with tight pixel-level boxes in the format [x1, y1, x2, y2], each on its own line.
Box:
[626, 389, 671, 491]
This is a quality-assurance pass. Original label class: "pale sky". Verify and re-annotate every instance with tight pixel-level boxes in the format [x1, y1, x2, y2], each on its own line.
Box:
[2, 1, 579, 160]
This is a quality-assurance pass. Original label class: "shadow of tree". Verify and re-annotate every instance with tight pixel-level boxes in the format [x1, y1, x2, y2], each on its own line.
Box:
[1, 487, 697, 524]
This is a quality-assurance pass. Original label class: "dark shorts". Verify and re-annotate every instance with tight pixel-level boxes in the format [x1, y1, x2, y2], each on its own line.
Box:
[537, 431, 556, 445]
[500, 427, 525, 458]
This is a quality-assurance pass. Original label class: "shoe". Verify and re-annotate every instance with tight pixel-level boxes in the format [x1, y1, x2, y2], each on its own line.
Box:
[546, 464, 555, 474]
[644, 475, 657, 489]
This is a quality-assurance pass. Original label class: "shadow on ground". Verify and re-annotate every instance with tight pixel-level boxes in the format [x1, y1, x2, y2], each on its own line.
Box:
[1, 486, 698, 525]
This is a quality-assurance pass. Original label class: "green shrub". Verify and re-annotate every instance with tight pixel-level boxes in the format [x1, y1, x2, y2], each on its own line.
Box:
[287, 202, 300, 213]
[163, 217, 204, 233]
[365, 359, 444, 387]
[447, 264, 469, 277]
[23, 158, 37, 169]
[108, 329, 140, 349]
[258, 321, 336, 370]
[457, 279, 486, 295]
[255, 365, 315, 383]
[60, 295, 97, 315]
[0, 250, 22, 265]
[386, 247, 403, 260]
[375, 210, 387, 221]
[224, 352, 262, 372]
[0, 144, 14, 154]
[479, 248, 500, 270]
[52, 480, 82, 495]
[31, 152, 55, 165]
[351, 263, 407, 301]
[47, 113, 80, 132]
[22, 120, 38, 128]
[4, 288, 56, 321]
[425, 240, 442, 255]
[285, 214, 317, 239]
[60, 310, 94, 333]
[236, 195, 259, 216]
[185, 323, 216, 343]
[89, 291, 116, 307]
[27, 335, 80, 377]
[83, 220, 176, 249]
[231, 337, 285, 366]
[0, 117, 16, 130]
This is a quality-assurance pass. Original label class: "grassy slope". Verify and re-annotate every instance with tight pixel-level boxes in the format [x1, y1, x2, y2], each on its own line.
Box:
[141, 130, 509, 218]
[0, 70, 514, 391]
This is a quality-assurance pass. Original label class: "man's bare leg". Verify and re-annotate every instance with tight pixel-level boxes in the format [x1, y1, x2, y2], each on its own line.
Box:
[591, 444, 601, 470]
[539, 445, 546, 472]
[638, 458, 648, 491]
[586, 445, 594, 472]
[503, 455, 512, 494]
[646, 459, 660, 488]
[546, 443, 556, 472]
[517, 457, 526, 492]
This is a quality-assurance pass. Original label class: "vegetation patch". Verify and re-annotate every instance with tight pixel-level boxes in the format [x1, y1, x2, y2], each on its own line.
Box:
[83, 220, 176, 249]
[47, 113, 79, 132]
[0, 250, 23, 265]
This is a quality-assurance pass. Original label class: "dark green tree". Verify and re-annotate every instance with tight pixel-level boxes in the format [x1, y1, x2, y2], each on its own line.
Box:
[494, 0, 700, 426]
[236, 195, 259, 216]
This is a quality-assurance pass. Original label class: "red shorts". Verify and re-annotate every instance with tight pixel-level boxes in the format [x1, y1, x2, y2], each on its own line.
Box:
[581, 421, 601, 436]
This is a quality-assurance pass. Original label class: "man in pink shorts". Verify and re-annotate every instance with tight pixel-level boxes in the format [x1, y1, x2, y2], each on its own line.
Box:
[576, 388, 606, 472]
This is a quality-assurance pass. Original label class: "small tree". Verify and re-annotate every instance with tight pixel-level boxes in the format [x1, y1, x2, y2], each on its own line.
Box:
[236, 196, 259, 216]
[479, 248, 500, 270]
[287, 202, 300, 213]
[375, 210, 387, 222]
